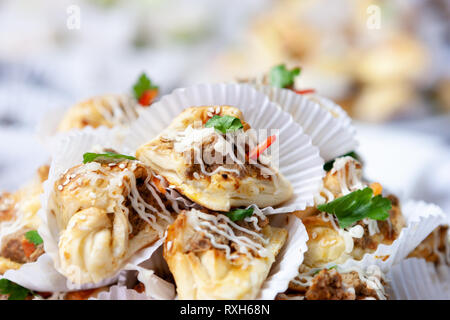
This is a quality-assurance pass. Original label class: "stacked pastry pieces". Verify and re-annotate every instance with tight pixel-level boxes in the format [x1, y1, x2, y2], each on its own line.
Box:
[278, 155, 402, 300]
[136, 105, 297, 299]
[0, 74, 448, 300]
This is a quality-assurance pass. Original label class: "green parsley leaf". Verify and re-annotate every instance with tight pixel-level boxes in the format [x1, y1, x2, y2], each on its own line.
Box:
[83, 151, 136, 164]
[225, 207, 254, 222]
[269, 64, 301, 88]
[323, 151, 360, 171]
[25, 230, 43, 246]
[0, 279, 32, 300]
[132, 73, 158, 100]
[312, 265, 338, 276]
[317, 187, 391, 229]
[205, 115, 243, 134]
[328, 265, 338, 271]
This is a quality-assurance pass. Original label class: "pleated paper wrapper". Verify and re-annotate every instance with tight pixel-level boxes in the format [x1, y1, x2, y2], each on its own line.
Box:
[124, 83, 325, 214]
[254, 86, 357, 162]
[387, 258, 450, 300]
[11, 128, 165, 292]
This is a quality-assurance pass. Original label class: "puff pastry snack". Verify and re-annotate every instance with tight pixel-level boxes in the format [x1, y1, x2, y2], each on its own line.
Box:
[0, 165, 49, 274]
[164, 209, 287, 299]
[49, 158, 177, 284]
[136, 106, 293, 212]
[408, 225, 449, 266]
[277, 264, 387, 300]
[57, 94, 140, 132]
[294, 156, 405, 268]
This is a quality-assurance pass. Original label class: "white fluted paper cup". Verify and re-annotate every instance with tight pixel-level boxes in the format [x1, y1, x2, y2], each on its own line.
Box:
[387, 258, 450, 300]
[124, 83, 325, 214]
[37, 128, 166, 290]
[90, 285, 150, 300]
[255, 86, 357, 162]
[121, 262, 176, 300]
[338, 200, 448, 273]
[258, 213, 309, 299]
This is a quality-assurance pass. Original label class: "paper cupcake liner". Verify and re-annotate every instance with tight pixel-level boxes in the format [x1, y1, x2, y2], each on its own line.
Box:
[387, 258, 450, 300]
[255, 86, 357, 162]
[124, 83, 325, 214]
[122, 263, 176, 300]
[121, 212, 308, 300]
[137, 245, 172, 279]
[338, 200, 448, 273]
[91, 285, 151, 300]
[37, 128, 165, 291]
[257, 213, 309, 300]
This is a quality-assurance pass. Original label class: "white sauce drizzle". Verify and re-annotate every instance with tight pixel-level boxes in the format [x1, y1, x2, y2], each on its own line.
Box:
[170, 124, 276, 180]
[58, 160, 175, 237]
[293, 265, 387, 300]
[188, 209, 270, 262]
[97, 95, 139, 126]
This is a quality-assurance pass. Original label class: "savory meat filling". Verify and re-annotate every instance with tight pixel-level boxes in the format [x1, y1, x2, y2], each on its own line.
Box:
[278, 267, 386, 300]
[0, 229, 44, 264]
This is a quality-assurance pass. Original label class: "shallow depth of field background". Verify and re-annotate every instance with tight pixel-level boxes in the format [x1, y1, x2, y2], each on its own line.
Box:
[0, 0, 449, 211]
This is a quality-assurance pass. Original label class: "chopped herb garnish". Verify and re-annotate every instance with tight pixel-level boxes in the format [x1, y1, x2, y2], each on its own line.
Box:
[132, 72, 158, 100]
[24, 230, 43, 246]
[83, 151, 136, 164]
[205, 115, 243, 134]
[317, 187, 391, 229]
[225, 207, 254, 222]
[269, 64, 301, 88]
[323, 151, 360, 171]
[312, 265, 338, 276]
[249, 135, 276, 160]
[0, 279, 33, 300]
[328, 265, 338, 270]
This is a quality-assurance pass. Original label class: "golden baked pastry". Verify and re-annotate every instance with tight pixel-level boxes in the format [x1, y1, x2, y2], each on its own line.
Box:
[163, 209, 287, 299]
[136, 106, 293, 212]
[49, 158, 178, 284]
[277, 264, 387, 300]
[57, 94, 139, 131]
[408, 225, 449, 266]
